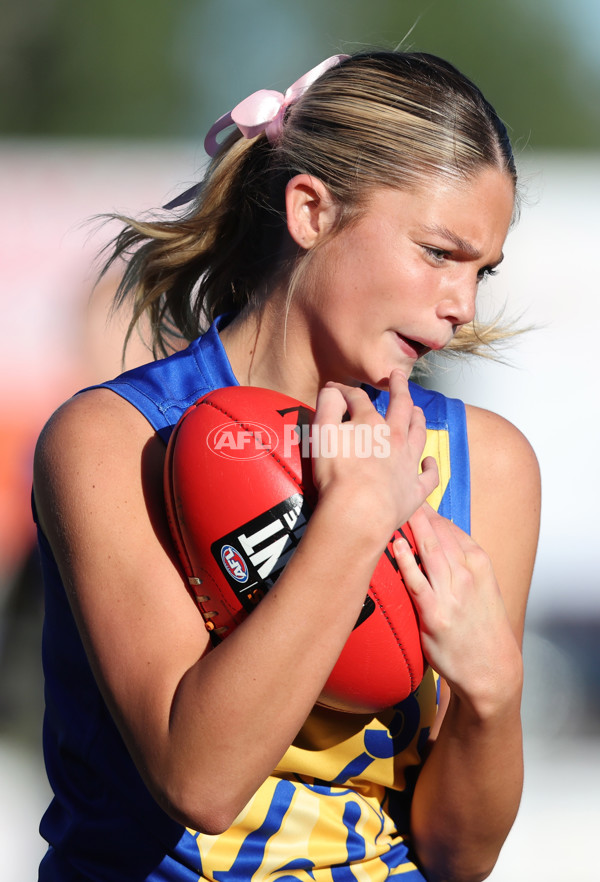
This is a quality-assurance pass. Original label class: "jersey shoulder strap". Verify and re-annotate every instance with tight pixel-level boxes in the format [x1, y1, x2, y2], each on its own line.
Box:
[85, 318, 237, 444]
[367, 383, 470, 533]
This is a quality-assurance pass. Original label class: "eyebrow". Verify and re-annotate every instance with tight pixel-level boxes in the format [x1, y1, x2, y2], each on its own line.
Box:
[421, 224, 504, 265]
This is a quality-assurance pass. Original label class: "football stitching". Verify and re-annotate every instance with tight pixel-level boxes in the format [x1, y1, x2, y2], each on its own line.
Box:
[368, 581, 416, 691]
[164, 420, 196, 579]
[199, 398, 305, 491]
[185, 394, 421, 704]
[198, 397, 418, 689]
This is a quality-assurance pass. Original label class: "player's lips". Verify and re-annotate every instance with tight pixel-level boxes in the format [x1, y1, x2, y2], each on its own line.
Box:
[394, 331, 453, 359]
[394, 332, 432, 359]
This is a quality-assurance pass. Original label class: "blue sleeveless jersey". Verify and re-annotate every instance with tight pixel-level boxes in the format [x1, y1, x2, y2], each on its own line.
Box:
[36, 317, 470, 881]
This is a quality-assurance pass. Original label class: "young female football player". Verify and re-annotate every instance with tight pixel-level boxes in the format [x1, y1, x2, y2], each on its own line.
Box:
[33, 51, 540, 881]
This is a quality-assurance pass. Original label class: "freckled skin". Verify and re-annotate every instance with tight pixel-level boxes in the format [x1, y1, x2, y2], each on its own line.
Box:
[221, 169, 514, 400]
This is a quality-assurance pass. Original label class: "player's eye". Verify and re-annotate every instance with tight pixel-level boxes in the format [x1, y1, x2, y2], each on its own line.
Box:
[423, 246, 449, 265]
[477, 265, 499, 282]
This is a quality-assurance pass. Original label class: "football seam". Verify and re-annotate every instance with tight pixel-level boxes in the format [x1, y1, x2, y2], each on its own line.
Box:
[164, 419, 196, 579]
[175, 394, 421, 704]
[368, 582, 417, 691]
[199, 399, 304, 491]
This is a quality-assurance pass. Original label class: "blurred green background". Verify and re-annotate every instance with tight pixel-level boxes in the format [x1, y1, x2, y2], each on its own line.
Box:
[1, 2, 599, 880]
[1, 0, 599, 149]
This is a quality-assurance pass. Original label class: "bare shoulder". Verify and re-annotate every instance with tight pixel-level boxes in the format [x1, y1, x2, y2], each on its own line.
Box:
[33, 385, 190, 601]
[465, 405, 541, 642]
[35, 386, 154, 476]
[465, 404, 540, 491]
[34, 387, 209, 738]
[34, 387, 161, 544]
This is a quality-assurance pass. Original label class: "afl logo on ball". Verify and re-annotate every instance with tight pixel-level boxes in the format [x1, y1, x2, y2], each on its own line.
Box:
[207, 421, 278, 460]
[220, 545, 249, 583]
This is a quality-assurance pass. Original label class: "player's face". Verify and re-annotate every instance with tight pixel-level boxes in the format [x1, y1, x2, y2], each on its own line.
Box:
[300, 166, 515, 388]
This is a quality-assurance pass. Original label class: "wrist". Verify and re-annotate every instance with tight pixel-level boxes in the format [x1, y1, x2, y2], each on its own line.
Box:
[446, 653, 524, 727]
[312, 484, 397, 560]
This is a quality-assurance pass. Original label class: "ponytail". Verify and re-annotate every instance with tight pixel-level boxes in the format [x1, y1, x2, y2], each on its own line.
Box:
[103, 133, 293, 359]
[102, 50, 518, 361]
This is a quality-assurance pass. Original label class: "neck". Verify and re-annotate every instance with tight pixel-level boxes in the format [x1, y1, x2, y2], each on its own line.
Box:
[219, 294, 327, 408]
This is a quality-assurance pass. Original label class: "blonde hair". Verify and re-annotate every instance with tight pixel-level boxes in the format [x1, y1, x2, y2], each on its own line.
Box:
[103, 51, 517, 359]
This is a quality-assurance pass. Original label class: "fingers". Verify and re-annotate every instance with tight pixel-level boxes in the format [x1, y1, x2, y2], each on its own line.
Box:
[382, 369, 412, 429]
[415, 503, 475, 561]
[419, 455, 439, 500]
[320, 371, 417, 431]
[316, 379, 439, 505]
[393, 533, 431, 597]
[313, 378, 440, 532]
[313, 384, 349, 427]
[316, 383, 381, 427]
[392, 509, 462, 643]
[386, 371, 430, 458]
[321, 371, 423, 439]
[398, 504, 489, 602]
[387, 373, 433, 485]
[407, 506, 461, 586]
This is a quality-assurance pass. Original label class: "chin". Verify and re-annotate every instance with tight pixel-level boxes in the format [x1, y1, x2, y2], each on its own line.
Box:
[368, 363, 418, 391]
[369, 376, 392, 391]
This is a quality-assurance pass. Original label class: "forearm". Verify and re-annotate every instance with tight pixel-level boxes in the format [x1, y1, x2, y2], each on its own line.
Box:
[150, 496, 388, 831]
[152, 381, 440, 830]
[410, 679, 524, 882]
[39, 380, 438, 836]
[392, 495, 533, 882]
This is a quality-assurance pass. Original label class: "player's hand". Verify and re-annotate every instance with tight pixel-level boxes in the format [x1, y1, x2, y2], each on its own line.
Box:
[393, 502, 522, 713]
[312, 369, 439, 539]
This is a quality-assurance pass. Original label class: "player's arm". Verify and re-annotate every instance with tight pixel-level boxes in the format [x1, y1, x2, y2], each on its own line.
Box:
[394, 405, 540, 882]
[33, 374, 435, 835]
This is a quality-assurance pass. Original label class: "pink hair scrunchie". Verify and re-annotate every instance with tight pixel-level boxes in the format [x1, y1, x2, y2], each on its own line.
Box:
[204, 54, 349, 157]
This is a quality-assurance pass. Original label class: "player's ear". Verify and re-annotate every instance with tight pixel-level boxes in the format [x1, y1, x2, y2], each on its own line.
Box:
[285, 174, 338, 249]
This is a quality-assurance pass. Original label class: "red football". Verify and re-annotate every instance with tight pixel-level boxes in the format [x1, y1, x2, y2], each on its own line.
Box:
[164, 385, 426, 713]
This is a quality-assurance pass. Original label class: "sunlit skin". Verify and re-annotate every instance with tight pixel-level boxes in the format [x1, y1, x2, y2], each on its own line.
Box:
[214, 166, 538, 880]
[221, 167, 515, 403]
[33, 161, 539, 882]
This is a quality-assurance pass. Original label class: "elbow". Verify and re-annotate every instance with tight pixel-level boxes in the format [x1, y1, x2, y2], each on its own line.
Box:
[418, 864, 495, 882]
[411, 826, 497, 882]
[171, 803, 238, 838]
[415, 847, 497, 882]
[135, 739, 257, 835]
[151, 777, 245, 836]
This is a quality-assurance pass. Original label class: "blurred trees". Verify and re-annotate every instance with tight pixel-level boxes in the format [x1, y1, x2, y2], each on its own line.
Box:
[0, 0, 188, 135]
[0, 0, 598, 149]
